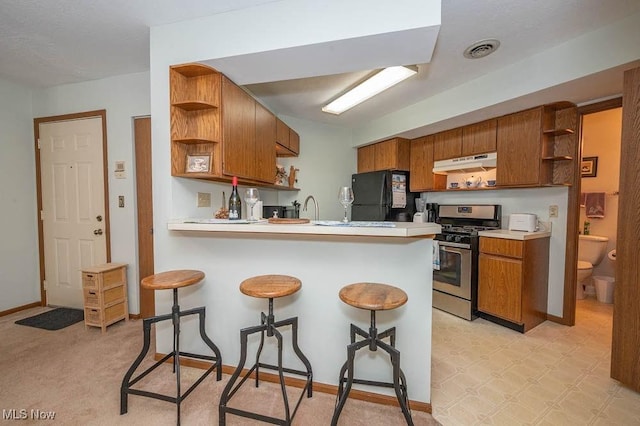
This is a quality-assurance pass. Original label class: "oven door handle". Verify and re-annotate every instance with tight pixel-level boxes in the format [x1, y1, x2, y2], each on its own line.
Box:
[442, 247, 465, 255]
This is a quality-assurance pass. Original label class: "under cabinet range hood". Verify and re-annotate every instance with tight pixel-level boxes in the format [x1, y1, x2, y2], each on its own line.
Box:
[432, 152, 497, 174]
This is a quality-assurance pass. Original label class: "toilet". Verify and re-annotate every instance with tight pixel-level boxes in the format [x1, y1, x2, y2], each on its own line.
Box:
[576, 235, 609, 299]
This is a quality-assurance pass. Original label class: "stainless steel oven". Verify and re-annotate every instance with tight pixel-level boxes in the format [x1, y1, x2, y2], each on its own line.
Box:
[433, 241, 472, 300]
[432, 204, 501, 321]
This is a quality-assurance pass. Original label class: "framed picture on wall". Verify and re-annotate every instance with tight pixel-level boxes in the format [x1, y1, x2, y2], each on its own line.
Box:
[581, 156, 598, 178]
[185, 154, 211, 173]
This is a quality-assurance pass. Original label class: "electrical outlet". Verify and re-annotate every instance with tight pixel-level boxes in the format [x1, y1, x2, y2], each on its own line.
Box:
[197, 192, 211, 208]
[118, 196, 125, 208]
[549, 205, 558, 218]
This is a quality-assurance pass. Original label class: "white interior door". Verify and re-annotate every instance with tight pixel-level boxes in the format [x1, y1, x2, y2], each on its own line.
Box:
[39, 116, 107, 309]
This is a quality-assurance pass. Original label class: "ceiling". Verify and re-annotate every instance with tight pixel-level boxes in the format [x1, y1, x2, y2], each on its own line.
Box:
[2, 0, 639, 130]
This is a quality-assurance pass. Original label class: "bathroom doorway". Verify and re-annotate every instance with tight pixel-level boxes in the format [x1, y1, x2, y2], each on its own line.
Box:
[577, 99, 621, 312]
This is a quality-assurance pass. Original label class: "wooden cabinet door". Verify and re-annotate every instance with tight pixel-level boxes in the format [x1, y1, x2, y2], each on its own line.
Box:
[496, 108, 542, 186]
[289, 128, 300, 154]
[433, 128, 462, 161]
[462, 119, 497, 156]
[255, 102, 276, 183]
[357, 144, 376, 173]
[276, 118, 289, 148]
[374, 139, 398, 171]
[222, 77, 255, 179]
[410, 136, 434, 191]
[611, 66, 640, 392]
[478, 253, 523, 323]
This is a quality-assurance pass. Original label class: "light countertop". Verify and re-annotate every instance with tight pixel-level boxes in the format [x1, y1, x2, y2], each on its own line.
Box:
[168, 219, 440, 238]
[478, 229, 551, 240]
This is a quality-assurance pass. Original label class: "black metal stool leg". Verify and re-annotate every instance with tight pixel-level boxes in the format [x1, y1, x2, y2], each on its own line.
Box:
[219, 326, 251, 426]
[120, 317, 153, 414]
[195, 307, 223, 381]
[331, 339, 361, 426]
[255, 312, 267, 388]
[171, 289, 182, 425]
[288, 316, 313, 397]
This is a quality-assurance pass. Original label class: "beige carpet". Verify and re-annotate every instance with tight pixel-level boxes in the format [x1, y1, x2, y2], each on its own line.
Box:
[1, 307, 438, 425]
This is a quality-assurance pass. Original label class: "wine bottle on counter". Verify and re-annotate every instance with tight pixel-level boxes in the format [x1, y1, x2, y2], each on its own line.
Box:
[228, 176, 242, 220]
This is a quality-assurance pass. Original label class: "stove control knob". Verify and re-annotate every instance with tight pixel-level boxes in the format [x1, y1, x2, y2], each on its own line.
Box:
[446, 235, 454, 242]
[454, 235, 462, 243]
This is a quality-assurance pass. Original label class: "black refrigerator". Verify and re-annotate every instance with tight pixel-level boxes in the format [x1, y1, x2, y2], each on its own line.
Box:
[351, 170, 416, 222]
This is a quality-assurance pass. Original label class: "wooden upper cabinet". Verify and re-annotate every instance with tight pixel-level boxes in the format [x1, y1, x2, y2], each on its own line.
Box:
[357, 144, 376, 173]
[222, 76, 256, 180]
[276, 118, 289, 148]
[496, 107, 543, 186]
[254, 102, 276, 183]
[289, 128, 300, 155]
[462, 119, 497, 156]
[410, 136, 434, 191]
[433, 128, 463, 161]
[375, 138, 409, 171]
[357, 138, 410, 173]
[275, 118, 299, 157]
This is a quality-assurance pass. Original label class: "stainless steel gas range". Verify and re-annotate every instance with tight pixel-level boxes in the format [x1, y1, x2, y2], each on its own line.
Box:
[433, 204, 501, 320]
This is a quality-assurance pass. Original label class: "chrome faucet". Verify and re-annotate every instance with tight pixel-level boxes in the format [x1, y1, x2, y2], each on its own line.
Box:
[303, 195, 319, 220]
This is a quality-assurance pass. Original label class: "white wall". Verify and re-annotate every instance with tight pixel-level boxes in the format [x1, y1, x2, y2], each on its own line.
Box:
[425, 187, 569, 317]
[32, 71, 151, 314]
[580, 108, 622, 279]
[0, 77, 39, 312]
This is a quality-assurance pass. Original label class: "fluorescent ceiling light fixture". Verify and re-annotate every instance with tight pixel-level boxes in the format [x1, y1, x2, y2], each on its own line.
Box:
[322, 65, 418, 115]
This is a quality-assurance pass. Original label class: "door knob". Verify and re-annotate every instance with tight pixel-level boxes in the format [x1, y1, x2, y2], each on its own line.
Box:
[96, 215, 103, 222]
[93, 229, 103, 235]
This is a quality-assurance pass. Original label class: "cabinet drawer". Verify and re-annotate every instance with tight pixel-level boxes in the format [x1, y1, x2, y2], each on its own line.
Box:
[84, 303, 125, 326]
[82, 273, 99, 289]
[83, 288, 100, 306]
[84, 307, 102, 325]
[480, 238, 523, 258]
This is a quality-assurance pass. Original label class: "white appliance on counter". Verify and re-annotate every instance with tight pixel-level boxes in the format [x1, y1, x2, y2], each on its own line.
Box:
[508, 213, 538, 232]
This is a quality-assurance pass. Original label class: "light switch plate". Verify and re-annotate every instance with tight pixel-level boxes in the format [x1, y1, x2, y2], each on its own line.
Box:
[197, 192, 211, 208]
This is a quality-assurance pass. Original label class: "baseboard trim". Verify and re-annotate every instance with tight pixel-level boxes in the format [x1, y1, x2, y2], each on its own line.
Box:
[128, 313, 142, 320]
[154, 353, 432, 413]
[0, 301, 42, 318]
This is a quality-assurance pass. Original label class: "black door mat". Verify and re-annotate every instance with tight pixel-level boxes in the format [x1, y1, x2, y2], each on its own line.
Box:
[15, 308, 84, 331]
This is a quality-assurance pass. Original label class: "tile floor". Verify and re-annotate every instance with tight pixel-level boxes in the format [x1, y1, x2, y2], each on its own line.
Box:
[431, 298, 640, 425]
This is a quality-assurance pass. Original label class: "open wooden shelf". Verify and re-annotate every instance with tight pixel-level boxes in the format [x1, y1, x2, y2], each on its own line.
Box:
[172, 100, 219, 111]
[543, 128, 574, 136]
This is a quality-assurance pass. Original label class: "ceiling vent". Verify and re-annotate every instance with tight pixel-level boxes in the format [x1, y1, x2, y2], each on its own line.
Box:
[463, 39, 500, 59]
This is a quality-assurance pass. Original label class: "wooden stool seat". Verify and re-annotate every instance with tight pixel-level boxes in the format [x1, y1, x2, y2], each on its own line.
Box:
[339, 282, 408, 311]
[240, 274, 301, 299]
[141, 270, 205, 290]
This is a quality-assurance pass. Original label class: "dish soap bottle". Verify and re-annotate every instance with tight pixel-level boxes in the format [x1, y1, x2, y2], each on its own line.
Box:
[228, 176, 241, 220]
[583, 220, 590, 235]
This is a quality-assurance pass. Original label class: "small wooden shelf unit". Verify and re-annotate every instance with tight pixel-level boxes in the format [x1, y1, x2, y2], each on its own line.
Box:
[82, 262, 129, 333]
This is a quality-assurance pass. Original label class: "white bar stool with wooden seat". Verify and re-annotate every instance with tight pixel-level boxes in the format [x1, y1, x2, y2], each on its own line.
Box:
[332, 282, 413, 426]
[219, 274, 313, 425]
[120, 270, 222, 425]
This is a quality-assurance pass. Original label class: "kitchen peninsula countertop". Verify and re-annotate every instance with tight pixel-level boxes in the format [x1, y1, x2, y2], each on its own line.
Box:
[478, 229, 551, 240]
[168, 219, 440, 238]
